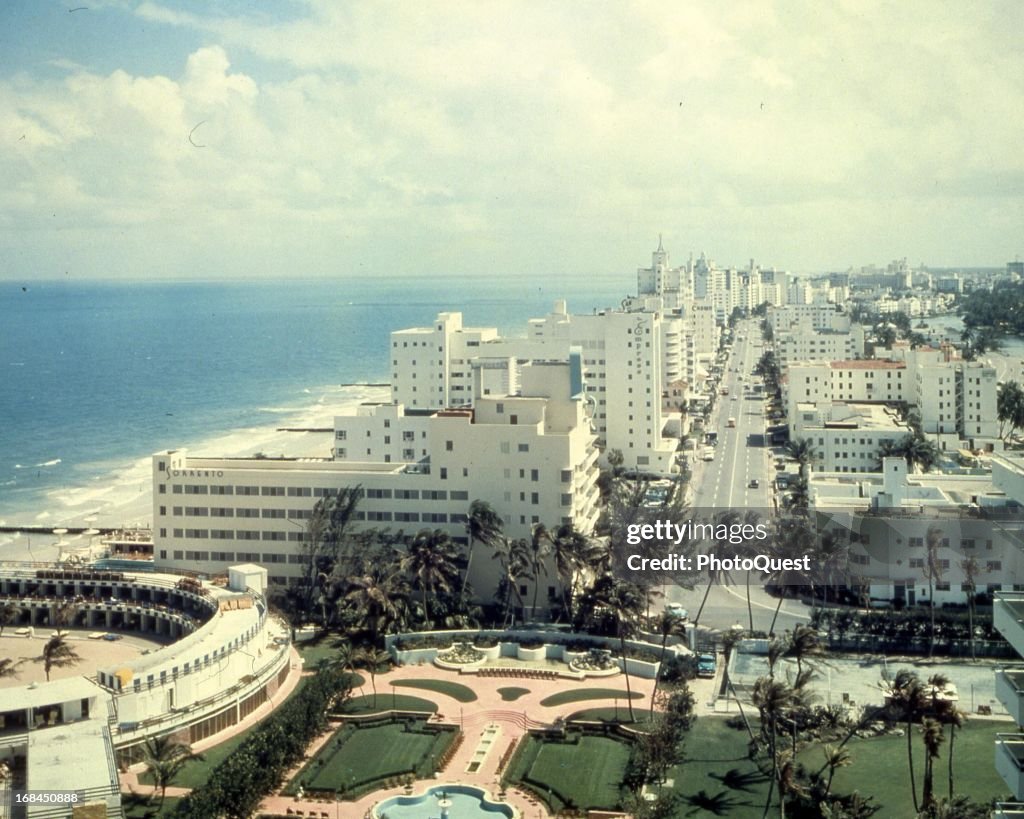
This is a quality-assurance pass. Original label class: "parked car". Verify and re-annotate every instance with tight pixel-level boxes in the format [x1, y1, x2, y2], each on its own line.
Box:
[665, 603, 689, 621]
[697, 653, 717, 678]
[748, 479, 759, 488]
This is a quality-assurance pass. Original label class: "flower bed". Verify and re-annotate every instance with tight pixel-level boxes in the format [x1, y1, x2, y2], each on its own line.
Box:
[436, 642, 485, 666]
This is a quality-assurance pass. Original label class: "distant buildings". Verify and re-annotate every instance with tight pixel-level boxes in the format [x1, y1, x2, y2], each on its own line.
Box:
[792, 402, 911, 473]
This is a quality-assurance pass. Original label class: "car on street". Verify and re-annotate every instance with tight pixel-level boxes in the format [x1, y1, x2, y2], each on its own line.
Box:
[697, 653, 717, 678]
[748, 479, 759, 488]
[665, 603, 689, 621]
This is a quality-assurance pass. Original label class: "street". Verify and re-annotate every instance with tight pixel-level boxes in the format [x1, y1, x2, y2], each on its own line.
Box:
[665, 318, 810, 635]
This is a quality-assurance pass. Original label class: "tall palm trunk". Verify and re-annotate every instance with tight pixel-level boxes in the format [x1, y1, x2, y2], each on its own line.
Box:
[907, 712, 919, 812]
[460, 536, 476, 597]
[948, 722, 956, 800]
[928, 578, 936, 658]
[762, 720, 777, 819]
[650, 629, 670, 718]
[619, 632, 635, 722]
[693, 578, 714, 626]
[745, 571, 754, 632]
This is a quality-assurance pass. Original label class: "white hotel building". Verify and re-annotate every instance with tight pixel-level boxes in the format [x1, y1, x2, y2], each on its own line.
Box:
[810, 456, 1024, 607]
[784, 353, 999, 453]
[390, 299, 683, 477]
[152, 361, 600, 601]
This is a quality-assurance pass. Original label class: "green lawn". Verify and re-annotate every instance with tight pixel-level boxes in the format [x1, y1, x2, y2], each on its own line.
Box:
[800, 719, 1007, 817]
[539, 687, 644, 707]
[295, 636, 358, 668]
[289, 721, 456, 796]
[121, 793, 182, 817]
[343, 693, 437, 714]
[511, 733, 632, 811]
[498, 686, 531, 701]
[391, 678, 478, 702]
[565, 707, 656, 729]
[507, 716, 1008, 817]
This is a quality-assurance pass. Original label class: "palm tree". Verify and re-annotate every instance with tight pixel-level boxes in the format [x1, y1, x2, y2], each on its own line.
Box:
[920, 717, 945, 811]
[401, 529, 460, 628]
[960, 556, 979, 661]
[902, 433, 940, 474]
[821, 744, 852, 796]
[649, 611, 686, 717]
[352, 645, 391, 708]
[786, 624, 824, 680]
[53, 600, 79, 636]
[463, 500, 503, 597]
[944, 706, 967, 801]
[142, 735, 202, 809]
[998, 381, 1024, 441]
[341, 569, 407, 643]
[592, 577, 645, 722]
[492, 537, 532, 627]
[527, 523, 551, 619]
[1, 658, 23, 679]
[550, 522, 588, 620]
[887, 669, 929, 813]
[0, 601, 18, 636]
[302, 486, 362, 612]
[752, 677, 796, 818]
[924, 527, 945, 657]
[34, 635, 81, 682]
[784, 438, 818, 478]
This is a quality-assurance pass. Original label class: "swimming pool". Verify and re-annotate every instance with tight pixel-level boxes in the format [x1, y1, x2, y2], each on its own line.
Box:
[373, 784, 516, 818]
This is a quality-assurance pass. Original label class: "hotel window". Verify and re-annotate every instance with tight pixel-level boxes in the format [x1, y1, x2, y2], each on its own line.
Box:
[261, 486, 285, 497]
[518, 443, 529, 452]
[336, 430, 347, 440]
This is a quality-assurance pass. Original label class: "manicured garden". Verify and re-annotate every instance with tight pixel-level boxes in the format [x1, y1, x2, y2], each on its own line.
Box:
[391, 677, 478, 702]
[287, 719, 458, 799]
[539, 687, 643, 707]
[505, 731, 632, 812]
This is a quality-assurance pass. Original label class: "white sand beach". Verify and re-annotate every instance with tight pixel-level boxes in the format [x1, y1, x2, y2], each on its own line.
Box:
[0, 384, 390, 564]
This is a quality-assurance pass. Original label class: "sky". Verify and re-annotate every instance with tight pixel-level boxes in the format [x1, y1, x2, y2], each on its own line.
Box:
[1, 0, 1022, 281]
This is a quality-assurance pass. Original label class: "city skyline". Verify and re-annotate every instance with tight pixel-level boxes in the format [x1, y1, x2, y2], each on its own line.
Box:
[1, 0, 1022, 281]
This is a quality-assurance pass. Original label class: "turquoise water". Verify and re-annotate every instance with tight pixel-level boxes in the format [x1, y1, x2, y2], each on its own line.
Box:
[0, 275, 626, 521]
[374, 785, 515, 818]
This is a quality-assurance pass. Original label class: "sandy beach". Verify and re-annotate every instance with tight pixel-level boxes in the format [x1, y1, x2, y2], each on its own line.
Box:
[0, 384, 390, 564]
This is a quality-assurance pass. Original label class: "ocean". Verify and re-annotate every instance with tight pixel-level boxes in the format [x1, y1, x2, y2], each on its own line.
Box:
[0, 274, 629, 524]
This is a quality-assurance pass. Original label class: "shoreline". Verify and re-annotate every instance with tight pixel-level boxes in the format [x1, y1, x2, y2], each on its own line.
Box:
[0, 383, 390, 564]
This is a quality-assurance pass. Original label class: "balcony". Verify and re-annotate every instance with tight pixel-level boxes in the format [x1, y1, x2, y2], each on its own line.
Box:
[997, 669, 1024, 726]
[996, 734, 1024, 800]
[996, 593, 1024, 657]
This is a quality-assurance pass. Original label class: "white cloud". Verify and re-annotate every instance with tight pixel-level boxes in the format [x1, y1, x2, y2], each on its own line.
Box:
[0, 1, 1021, 279]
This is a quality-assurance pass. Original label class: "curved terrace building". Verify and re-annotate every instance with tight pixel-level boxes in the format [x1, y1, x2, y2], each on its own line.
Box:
[0, 563, 291, 818]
